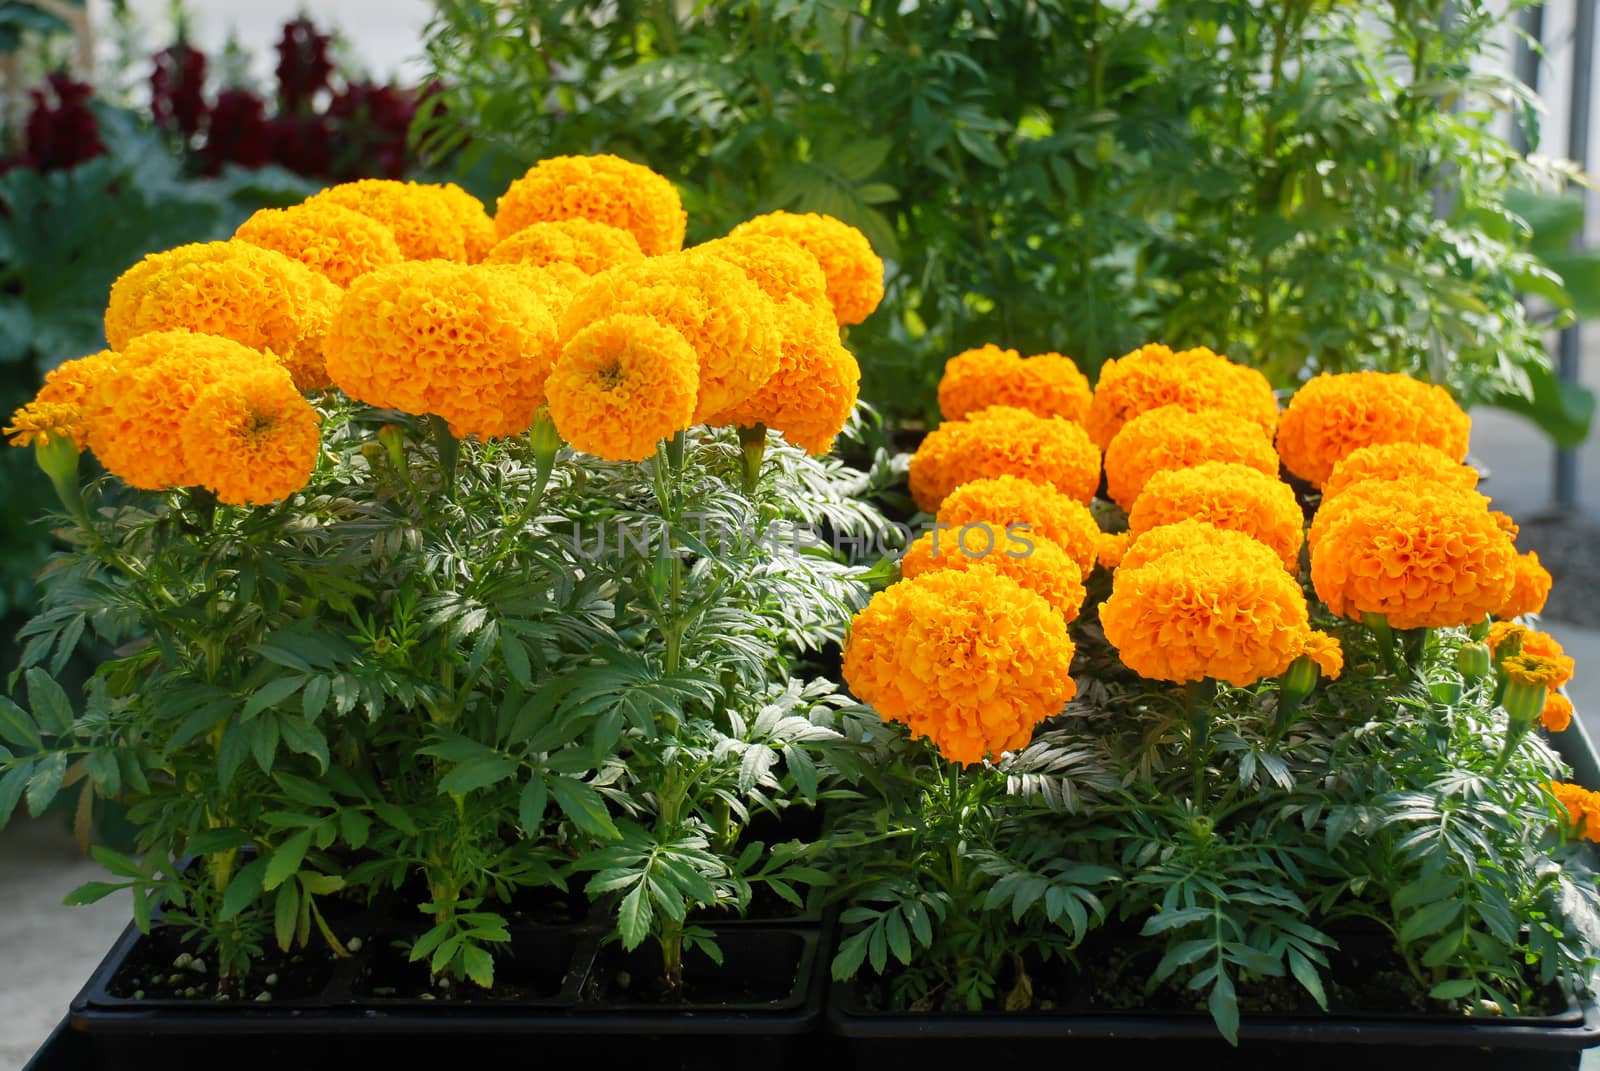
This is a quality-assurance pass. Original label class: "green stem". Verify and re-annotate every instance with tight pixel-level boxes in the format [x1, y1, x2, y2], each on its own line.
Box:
[1362, 612, 1404, 676]
[1186, 680, 1212, 803]
[427, 414, 460, 499]
[736, 423, 767, 495]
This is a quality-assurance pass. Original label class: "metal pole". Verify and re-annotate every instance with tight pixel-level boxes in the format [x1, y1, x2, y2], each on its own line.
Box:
[1555, 0, 1595, 513]
[1512, 5, 1545, 156]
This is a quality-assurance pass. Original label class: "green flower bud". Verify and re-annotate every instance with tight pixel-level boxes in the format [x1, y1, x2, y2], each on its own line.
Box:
[1456, 642, 1491, 681]
[377, 424, 406, 470]
[1501, 676, 1548, 726]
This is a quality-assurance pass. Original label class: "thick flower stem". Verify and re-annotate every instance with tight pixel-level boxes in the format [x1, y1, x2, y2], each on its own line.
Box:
[427, 414, 460, 498]
[1362, 612, 1404, 676]
[1186, 680, 1215, 803]
[736, 423, 767, 495]
[1492, 720, 1533, 777]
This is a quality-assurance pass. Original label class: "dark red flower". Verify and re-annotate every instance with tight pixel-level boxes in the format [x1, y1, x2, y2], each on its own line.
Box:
[198, 88, 272, 174]
[275, 16, 334, 115]
[151, 41, 209, 138]
[21, 72, 104, 171]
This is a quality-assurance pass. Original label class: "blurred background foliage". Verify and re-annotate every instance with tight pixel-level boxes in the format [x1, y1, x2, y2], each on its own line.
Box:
[422, 0, 1597, 437]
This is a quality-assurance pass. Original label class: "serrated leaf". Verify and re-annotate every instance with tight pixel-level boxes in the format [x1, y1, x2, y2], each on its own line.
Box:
[1429, 978, 1477, 1000]
[1208, 971, 1239, 1045]
[1288, 949, 1327, 1010]
[549, 776, 619, 839]
[25, 750, 66, 817]
[220, 858, 268, 920]
[439, 755, 517, 796]
[461, 944, 495, 988]
[0, 695, 42, 751]
[275, 881, 299, 951]
[63, 881, 125, 906]
[278, 717, 329, 772]
[25, 669, 73, 734]
[831, 931, 869, 980]
[619, 882, 652, 950]
[244, 676, 307, 719]
[372, 801, 418, 835]
[518, 777, 549, 836]
[1399, 899, 1463, 944]
[263, 829, 312, 891]
[0, 762, 30, 829]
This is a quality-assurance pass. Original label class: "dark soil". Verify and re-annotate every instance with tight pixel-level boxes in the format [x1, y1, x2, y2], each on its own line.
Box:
[352, 927, 577, 1001]
[107, 926, 332, 1002]
[586, 930, 805, 1006]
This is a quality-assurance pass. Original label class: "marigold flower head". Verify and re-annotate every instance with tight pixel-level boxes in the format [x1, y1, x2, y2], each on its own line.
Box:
[1521, 631, 1575, 687]
[729, 210, 884, 326]
[1276, 371, 1470, 487]
[561, 253, 779, 423]
[709, 297, 860, 455]
[1102, 404, 1278, 510]
[1321, 441, 1479, 503]
[4, 350, 117, 449]
[1308, 475, 1491, 551]
[473, 262, 588, 321]
[1498, 551, 1553, 620]
[1487, 621, 1528, 659]
[495, 154, 686, 257]
[427, 182, 498, 262]
[1085, 343, 1278, 450]
[937, 344, 1094, 425]
[104, 240, 342, 391]
[908, 406, 1101, 513]
[693, 233, 830, 311]
[842, 569, 1077, 765]
[1100, 540, 1312, 687]
[900, 527, 1088, 621]
[306, 179, 474, 261]
[1542, 693, 1574, 733]
[1309, 484, 1516, 630]
[234, 201, 403, 287]
[1548, 782, 1600, 842]
[325, 261, 560, 439]
[485, 218, 646, 276]
[87, 330, 279, 490]
[1097, 531, 1133, 570]
[936, 474, 1103, 580]
[1127, 461, 1304, 572]
[1117, 519, 1287, 576]
[1300, 630, 1344, 680]
[546, 313, 699, 462]
[180, 362, 320, 505]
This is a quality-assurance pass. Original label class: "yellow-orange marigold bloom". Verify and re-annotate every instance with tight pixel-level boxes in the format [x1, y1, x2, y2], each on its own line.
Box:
[710, 298, 860, 455]
[325, 262, 559, 439]
[1504, 654, 1571, 690]
[1522, 631, 1575, 687]
[1102, 404, 1278, 510]
[474, 262, 588, 321]
[1085, 343, 1278, 450]
[1498, 551, 1553, 620]
[1301, 631, 1344, 680]
[1127, 461, 1304, 572]
[234, 201, 403, 287]
[1488, 621, 1528, 658]
[87, 331, 278, 490]
[693, 234, 830, 312]
[1276, 371, 1470, 488]
[546, 314, 699, 462]
[485, 219, 647, 276]
[1117, 519, 1287, 577]
[1549, 782, 1600, 841]
[1542, 693, 1575, 733]
[495, 154, 686, 257]
[3, 350, 117, 449]
[1308, 475, 1491, 551]
[1309, 486, 1516, 630]
[180, 362, 320, 505]
[900, 528, 1088, 621]
[104, 240, 342, 391]
[427, 182, 498, 262]
[561, 253, 779, 423]
[936, 474, 1103, 580]
[1100, 540, 1312, 687]
[729, 210, 884, 326]
[937, 344, 1093, 425]
[1097, 531, 1133, 570]
[1321, 441, 1479, 503]
[842, 569, 1077, 765]
[306, 179, 472, 261]
[908, 406, 1101, 513]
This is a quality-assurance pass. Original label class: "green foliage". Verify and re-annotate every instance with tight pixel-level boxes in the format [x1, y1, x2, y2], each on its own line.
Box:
[421, 0, 1579, 440]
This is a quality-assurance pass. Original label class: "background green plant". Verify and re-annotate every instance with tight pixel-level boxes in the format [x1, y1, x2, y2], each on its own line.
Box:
[422, 0, 1592, 441]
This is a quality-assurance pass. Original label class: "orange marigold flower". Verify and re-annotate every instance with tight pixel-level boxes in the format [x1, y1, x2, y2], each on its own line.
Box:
[908, 406, 1101, 513]
[900, 527, 1088, 621]
[693, 233, 830, 311]
[560, 253, 779, 424]
[546, 314, 699, 462]
[936, 474, 1103, 580]
[1102, 403, 1278, 510]
[426, 182, 498, 262]
[1117, 519, 1287, 576]
[3, 350, 116, 449]
[325, 262, 560, 439]
[1548, 782, 1600, 841]
[1542, 693, 1574, 733]
[485, 219, 646, 276]
[495, 154, 686, 256]
[709, 297, 860, 455]
[1522, 631, 1575, 687]
[1127, 461, 1304, 572]
[1487, 621, 1528, 659]
[1308, 475, 1491, 551]
[937, 344, 1093, 425]
[1498, 551, 1553, 620]
[1503, 654, 1570, 689]
[1097, 531, 1134, 570]
[104, 240, 342, 391]
[1301, 630, 1344, 680]
[234, 201, 403, 287]
[306, 179, 473, 261]
[1309, 486, 1516, 630]
[842, 569, 1077, 765]
[1085, 343, 1278, 450]
[729, 210, 884, 326]
[1321, 441, 1479, 503]
[180, 363, 320, 505]
[1100, 540, 1312, 687]
[87, 331, 278, 490]
[474, 262, 589, 321]
[1276, 371, 1470, 487]
[1492, 511, 1520, 539]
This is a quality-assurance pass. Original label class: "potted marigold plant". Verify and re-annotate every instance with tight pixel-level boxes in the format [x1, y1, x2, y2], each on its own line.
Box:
[824, 344, 1600, 1067]
[3, 156, 897, 1068]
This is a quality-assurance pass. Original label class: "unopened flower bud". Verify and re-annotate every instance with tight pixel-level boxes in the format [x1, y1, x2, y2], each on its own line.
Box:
[1457, 642, 1491, 681]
